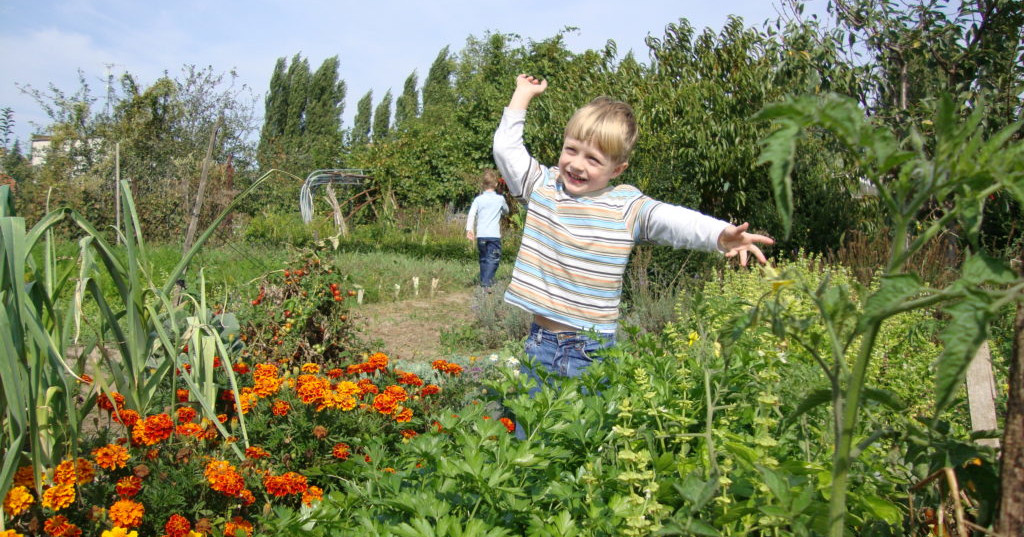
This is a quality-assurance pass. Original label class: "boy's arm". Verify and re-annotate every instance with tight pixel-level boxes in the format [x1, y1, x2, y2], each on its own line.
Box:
[717, 222, 774, 266]
[493, 75, 550, 202]
[639, 201, 773, 266]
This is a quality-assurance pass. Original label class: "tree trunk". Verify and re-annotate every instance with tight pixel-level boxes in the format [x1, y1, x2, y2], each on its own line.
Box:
[183, 115, 223, 253]
[997, 257, 1024, 536]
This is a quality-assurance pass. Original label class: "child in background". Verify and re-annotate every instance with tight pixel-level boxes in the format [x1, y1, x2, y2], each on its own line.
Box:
[493, 74, 774, 400]
[465, 169, 510, 289]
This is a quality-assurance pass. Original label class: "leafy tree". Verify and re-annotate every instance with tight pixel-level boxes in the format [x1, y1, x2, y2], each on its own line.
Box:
[372, 90, 393, 143]
[395, 71, 419, 129]
[351, 91, 372, 147]
[283, 54, 310, 145]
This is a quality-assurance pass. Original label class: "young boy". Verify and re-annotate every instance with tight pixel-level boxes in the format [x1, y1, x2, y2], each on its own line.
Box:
[465, 168, 510, 288]
[493, 74, 773, 389]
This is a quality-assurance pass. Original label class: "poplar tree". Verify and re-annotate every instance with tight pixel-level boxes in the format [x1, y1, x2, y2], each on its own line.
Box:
[284, 54, 310, 146]
[306, 55, 346, 168]
[351, 90, 372, 146]
[394, 71, 419, 129]
[422, 46, 455, 115]
[372, 90, 393, 142]
[256, 57, 289, 169]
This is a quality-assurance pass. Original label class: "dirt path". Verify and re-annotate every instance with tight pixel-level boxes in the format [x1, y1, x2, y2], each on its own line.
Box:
[350, 288, 476, 362]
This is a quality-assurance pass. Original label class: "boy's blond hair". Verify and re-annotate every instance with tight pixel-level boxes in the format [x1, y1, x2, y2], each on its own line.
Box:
[564, 96, 637, 166]
[480, 168, 501, 190]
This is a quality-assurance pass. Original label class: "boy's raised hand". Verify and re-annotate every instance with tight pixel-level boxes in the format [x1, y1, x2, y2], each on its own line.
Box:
[717, 222, 774, 267]
[509, 74, 548, 110]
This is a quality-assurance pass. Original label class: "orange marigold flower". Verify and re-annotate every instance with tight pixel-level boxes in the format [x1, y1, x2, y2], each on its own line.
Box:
[245, 446, 271, 460]
[263, 471, 308, 497]
[176, 388, 190, 403]
[312, 425, 328, 439]
[41, 483, 75, 511]
[366, 352, 389, 372]
[164, 513, 191, 537]
[372, 393, 399, 415]
[132, 413, 174, 446]
[301, 362, 320, 373]
[112, 409, 140, 429]
[204, 460, 245, 497]
[0, 528, 26, 536]
[224, 516, 253, 537]
[394, 407, 413, 423]
[326, 368, 344, 379]
[396, 370, 424, 387]
[115, 475, 143, 498]
[383, 385, 408, 402]
[13, 465, 35, 489]
[238, 487, 256, 506]
[43, 515, 81, 536]
[400, 429, 418, 439]
[420, 384, 441, 396]
[430, 359, 463, 375]
[176, 423, 204, 437]
[78, 373, 93, 384]
[500, 417, 516, 434]
[97, 392, 125, 412]
[382, 467, 396, 473]
[357, 378, 379, 397]
[332, 443, 351, 460]
[176, 406, 197, 424]
[302, 485, 323, 507]
[3, 485, 34, 517]
[93, 442, 132, 471]
[232, 361, 250, 375]
[108, 498, 144, 528]
[53, 458, 86, 485]
[271, 400, 291, 416]
[296, 374, 330, 405]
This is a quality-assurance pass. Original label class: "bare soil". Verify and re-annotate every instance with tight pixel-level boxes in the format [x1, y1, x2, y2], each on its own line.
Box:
[350, 288, 476, 362]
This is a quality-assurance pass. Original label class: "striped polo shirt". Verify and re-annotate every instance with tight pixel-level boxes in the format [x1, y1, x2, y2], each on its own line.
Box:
[494, 107, 729, 334]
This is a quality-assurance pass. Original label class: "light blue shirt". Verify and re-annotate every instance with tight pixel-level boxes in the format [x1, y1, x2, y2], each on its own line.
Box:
[466, 190, 509, 239]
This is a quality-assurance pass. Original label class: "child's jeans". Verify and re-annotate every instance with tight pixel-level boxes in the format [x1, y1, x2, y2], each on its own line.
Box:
[476, 238, 501, 287]
[515, 323, 615, 439]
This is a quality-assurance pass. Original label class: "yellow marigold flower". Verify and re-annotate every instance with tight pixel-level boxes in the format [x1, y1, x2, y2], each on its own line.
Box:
[108, 498, 145, 528]
[0, 529, 26, 536]
[41, 482, 75, 511]
[3, 485, 34, 517]
[300, 362, 320, 373]
[93, 444, 131, 471]
[101, 528, 138, 537]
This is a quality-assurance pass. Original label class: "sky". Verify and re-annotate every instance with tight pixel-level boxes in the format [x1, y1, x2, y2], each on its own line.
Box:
[0, 0, 830, 147]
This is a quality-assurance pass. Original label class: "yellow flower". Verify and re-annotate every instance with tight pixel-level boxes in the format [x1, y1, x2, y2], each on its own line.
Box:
[0, 529, 26, 536]
[687, 331, 699, 346]
[41, 482, 75, 511]
[3, 485, 34, 517]
[101, 528, 139, 537]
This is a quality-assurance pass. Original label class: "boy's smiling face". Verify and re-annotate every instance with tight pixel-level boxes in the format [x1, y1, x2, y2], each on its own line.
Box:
[558, 136, 628, 196]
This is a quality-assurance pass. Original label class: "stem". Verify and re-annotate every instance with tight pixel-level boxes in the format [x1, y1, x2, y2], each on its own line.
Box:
[703, 366, 718, 476]
[827, 322, 881, 537]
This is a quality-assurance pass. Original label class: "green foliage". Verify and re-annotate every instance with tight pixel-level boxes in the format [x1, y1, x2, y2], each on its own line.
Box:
[756, 91, 1023, 536]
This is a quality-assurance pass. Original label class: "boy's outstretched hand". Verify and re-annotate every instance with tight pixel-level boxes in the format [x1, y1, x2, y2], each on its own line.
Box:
[508, 74, 548, 110]
[717, 222, 774, 266]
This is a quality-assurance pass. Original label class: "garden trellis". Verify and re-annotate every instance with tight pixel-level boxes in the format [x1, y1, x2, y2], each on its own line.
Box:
[299, 168, 368, 224]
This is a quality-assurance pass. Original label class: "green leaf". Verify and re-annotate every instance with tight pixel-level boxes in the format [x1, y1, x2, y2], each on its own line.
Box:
[780, 388, 832, 430]
[860, 495, 903, 525]
[959, 251, 1018, 287]
[934, 297, 991, 414]
[858, 274, 924, 332]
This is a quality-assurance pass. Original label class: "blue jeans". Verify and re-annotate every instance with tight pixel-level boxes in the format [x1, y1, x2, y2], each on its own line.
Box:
[476, 238, 501, 287]
[520, 323, 616, 397]
[515, 323, 615, 439]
